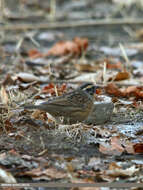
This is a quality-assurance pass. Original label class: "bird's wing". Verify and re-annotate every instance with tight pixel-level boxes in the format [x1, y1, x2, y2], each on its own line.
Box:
[44, 90, 89, 108]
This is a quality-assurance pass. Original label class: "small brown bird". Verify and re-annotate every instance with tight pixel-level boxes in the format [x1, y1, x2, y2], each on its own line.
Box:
[24, 83, 98, 124]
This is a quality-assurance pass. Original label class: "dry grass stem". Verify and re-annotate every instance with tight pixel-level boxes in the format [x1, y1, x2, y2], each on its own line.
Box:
[103, 62, 107, 85]
[119, 43, 130, 66]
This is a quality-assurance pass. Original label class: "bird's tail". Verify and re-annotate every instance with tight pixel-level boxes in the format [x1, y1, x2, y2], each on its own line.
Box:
[24, 105, 37, 109]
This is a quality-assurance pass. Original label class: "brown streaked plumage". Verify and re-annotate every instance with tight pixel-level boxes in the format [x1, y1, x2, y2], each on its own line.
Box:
[24, 83, 98, 124]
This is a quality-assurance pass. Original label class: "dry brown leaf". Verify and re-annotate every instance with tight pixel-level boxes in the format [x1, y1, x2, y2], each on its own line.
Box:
[135, 89, 143, 99]
[110, 136, 124, 153]
[133, 143, 143, 154]
[99, 144, 122, 156]
[125, 86, 143, 99]
[125, 86, 138, 94]
[106, 164, 139, 177]
[28, 49, 43, 58]
[106, 60, 123, 70]
[75, 63, 96, 72]
[99, 136, 124, 155]
[74, 37, 88, 52]
[47, 41, 78, 55]
[31, 110, 47, 121]
[42, 83, 67, 96]
[19, 167, 67, 180]
[114, 71, 130, 81]
[105, 83, 125, 97]
[46, 37, 88, 56]
[124, 142, 135, 154]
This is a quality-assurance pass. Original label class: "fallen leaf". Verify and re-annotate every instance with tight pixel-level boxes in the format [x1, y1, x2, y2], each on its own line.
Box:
[42, 83, 67, 96]
[110, 136, 124, 153]
[28, 49, 43, 58]
[42, 83, 55, 94]
[125, 86, 138, 94]
[124, 142, 135, 154]
[114, 71, 130, 81]
[99, 136, 124, 155]
[125, 86, 143, 99]
[133, 143, 143, 154]
[75, 63, 96, 72]
[136, 91, 143, 98]
[106, 164, 139, 177]
[46, 37, 88, 56]
[48, 41, 78, 55]
[74, 37, 88, 52]
[17, 72, 40, 83]
[19, 167, 67, 180]
[31, 110, 47, 121]
[106, 60, 123, 70]
[105, 83, 125, 97]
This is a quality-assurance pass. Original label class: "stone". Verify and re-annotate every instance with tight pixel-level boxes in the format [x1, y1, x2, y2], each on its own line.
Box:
[85, 95, 114, 124]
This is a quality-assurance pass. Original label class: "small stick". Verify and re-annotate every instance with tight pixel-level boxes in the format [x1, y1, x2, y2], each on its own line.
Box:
[1, 18, 143, 31]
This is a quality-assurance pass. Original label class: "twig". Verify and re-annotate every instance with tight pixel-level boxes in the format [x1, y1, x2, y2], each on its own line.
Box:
[1, 18, 143, 31]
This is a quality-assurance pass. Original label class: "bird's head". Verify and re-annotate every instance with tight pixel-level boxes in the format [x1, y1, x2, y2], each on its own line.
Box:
[79, 83, 101, 96]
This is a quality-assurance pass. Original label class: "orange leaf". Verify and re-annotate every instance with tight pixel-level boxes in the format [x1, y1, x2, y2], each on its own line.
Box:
[60, 83, 67, 92]
[42, 83, 55, 91]
[125, 86, 143, 99]
[48, 41, 79, 56]
[46, 37, 88, 56]
[42, 83, 67, 96]
[73, 37, 88, 52]
[136, 90, 143, 98]
[114, 71, 130, 81]
[105, 83, 125, 97]
[28, 49, 43, 58]
[42, 83, 55, 95]
[125, 86, 138, 94]
[106, 61, 123, 70]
